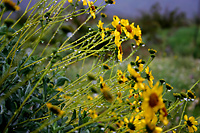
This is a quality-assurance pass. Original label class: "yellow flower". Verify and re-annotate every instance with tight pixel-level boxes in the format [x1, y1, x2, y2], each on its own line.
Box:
[141, 82, 164, 122]
[112, 16, 122, 46]
[128, 64, 145, 90]
[100, 76, 104, 83]
[68, 0, 73, 3]
[100, 13, 107, 18]
[89, 109, 98, 119]
[97, 20, 105, 40]
[82, 0, 87, 6]
[100, 84, 114, 103]
[121, 19, 134, 39]
[117, 92, 123, 103]
[46, 103, 64, 116]
[166, 83, 173, 91]
[184, 115, 198, 132]
[103, 64, 111, 70]
[56, 87, 64, 92]
[116, 120, 124, 128]
[117, 70, 123, 75]
[117, 72, 128, 84]
[3, 0, 20, 11]
[133, 25, 142, 46]
[88, 1, 96, 19]
[140, 117, 163, 133]
[124, 116, 136, 132]
[145, 66, 154, 87]
[117, 45, 123, 61]
[159, 107, 168, 125]
[148, 49, 157, 54]
[99, 76, 114, 102]
[187, 90, 196, 99]
[112, 16, 121, 32]
[134, 56, 144, 72]
[87, 95, 93, 100]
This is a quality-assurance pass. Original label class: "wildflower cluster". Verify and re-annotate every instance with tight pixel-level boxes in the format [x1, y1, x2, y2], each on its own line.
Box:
[0, 0, 199, 133]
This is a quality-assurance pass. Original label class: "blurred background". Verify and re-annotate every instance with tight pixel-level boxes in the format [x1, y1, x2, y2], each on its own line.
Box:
[102, 1, 200, 115]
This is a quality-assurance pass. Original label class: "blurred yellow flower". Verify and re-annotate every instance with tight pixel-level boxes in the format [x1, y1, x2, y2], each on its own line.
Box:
[89, 109, 98, 119]
[46, 103, 64, 116]
[141, 82, 164, 122]
[3, 0, 20, 11]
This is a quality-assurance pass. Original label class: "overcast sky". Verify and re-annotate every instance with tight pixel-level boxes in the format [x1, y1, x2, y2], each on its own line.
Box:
[101, 0, 200, 19]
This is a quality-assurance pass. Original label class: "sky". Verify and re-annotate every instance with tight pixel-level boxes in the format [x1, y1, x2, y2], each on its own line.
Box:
[101, 0, 200, 19]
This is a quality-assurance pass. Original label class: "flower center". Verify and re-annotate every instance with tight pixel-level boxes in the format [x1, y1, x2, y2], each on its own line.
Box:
[116, 24, 122, 34]
[134, 35, 139, 40]
[162, 107, 168, 117]
[91, 5, 95, 11]
[149, 93, 159, 107]
[125, 25, 132, 33]
[128, 123, 136, 130]
[118, 45, 123, 54]
[187, 120, 193, 127]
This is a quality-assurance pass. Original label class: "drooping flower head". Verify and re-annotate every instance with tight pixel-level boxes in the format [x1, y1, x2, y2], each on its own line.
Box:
[46, 103, 64, 116]
[145, 66, 154, 88]
[187, 90, 196, 99]
[3, 0, 20, 11]
[97, 20, 105, 40]
[105, 0, 116, 4]
[88, 1, 96, 19]
[99, 76, 114, 102]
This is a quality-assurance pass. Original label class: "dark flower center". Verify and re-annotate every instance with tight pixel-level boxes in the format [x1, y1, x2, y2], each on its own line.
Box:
[128, 123, 135, 130]
[162, 107, 168, 117]
[149, 93, 159, 107]
[146, 74, 150, 81]
[187, 120, 193, 127]
[50, 107, 60, 115]
[91, 5, 95, 11]
[188, 92, 195, 99]
[116, 24, 122, 34]
[126, 25, 132, 33]
[118, 45, 123, 54]
[134, 35, 139, 40]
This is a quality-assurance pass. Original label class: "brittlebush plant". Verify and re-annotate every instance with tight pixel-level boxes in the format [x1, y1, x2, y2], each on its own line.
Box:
[0, 0, 199, 132]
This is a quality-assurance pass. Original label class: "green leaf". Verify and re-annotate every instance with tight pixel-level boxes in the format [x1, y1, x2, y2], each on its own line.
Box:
[63, 125, 74, 132]
[71, 109, 76, 121]
[56, 77, 70, 86]
[78, 107, 82, 126]
[43, 76, 48, 101]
